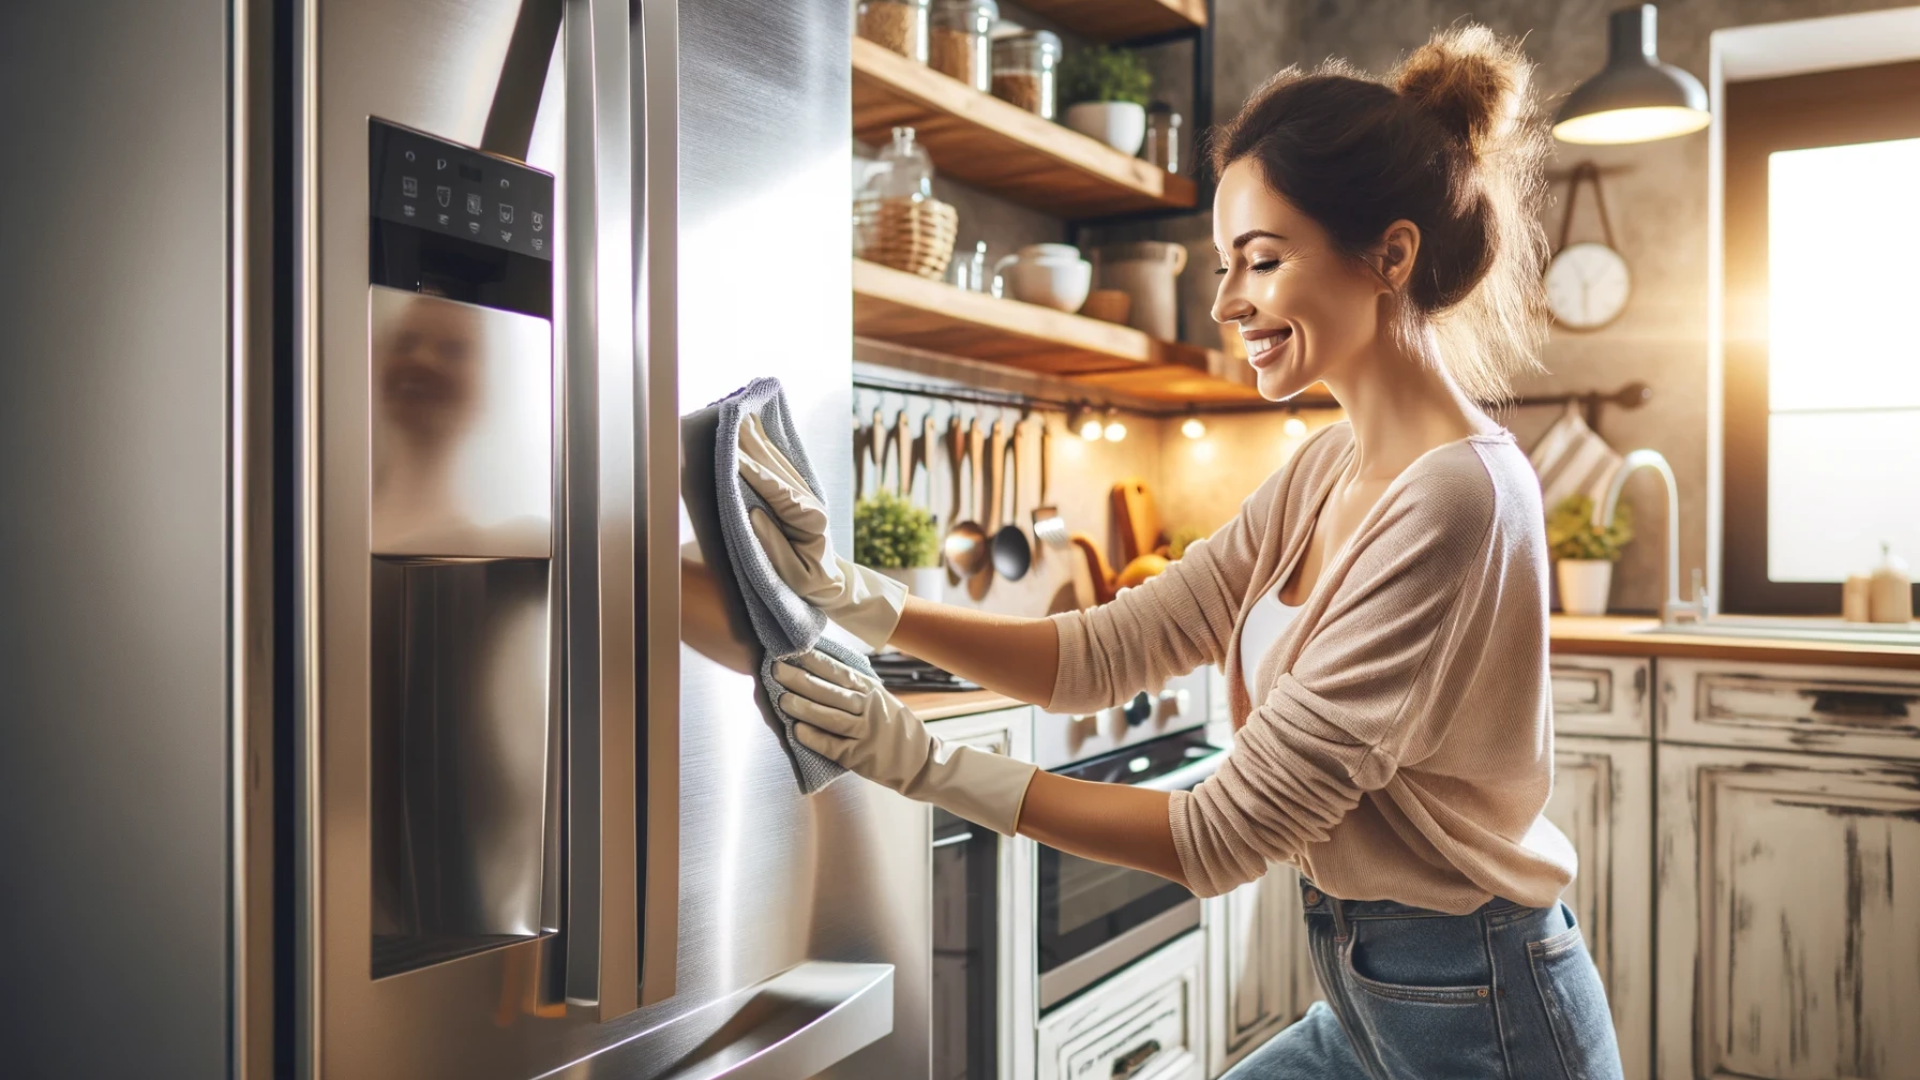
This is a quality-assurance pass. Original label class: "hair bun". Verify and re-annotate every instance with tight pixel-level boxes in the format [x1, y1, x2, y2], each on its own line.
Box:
[1393, 25, 1533, 158]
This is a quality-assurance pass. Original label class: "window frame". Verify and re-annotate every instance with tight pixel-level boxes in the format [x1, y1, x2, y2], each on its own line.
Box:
[1718, 60, 1920, 614]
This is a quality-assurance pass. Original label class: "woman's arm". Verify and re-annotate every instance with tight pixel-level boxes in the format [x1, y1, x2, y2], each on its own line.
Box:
[1017, 771, 1188, 885]
[885, 596, 1060, 706]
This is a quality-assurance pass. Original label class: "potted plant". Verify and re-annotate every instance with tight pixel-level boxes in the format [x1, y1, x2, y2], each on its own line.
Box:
[854, 489, 944, 603]
[1058, 45, 1152, 155]
[1546, 493, 1634, 616]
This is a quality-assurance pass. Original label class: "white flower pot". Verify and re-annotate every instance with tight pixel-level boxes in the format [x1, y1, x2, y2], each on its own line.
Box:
[1557, 559, 1614, 616]
[1064, 101, 1148, 156]
[879, 565, 944, 604]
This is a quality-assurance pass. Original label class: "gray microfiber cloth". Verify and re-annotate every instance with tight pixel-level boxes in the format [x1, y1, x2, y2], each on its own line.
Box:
[692, 377, 872, 794]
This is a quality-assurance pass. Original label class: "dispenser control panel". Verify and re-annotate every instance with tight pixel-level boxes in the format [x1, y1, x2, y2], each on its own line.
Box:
[370, 119, 554, 261]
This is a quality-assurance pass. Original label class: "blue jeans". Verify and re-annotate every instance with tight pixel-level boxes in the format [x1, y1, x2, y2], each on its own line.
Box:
[1222, 880, 1624, 1080]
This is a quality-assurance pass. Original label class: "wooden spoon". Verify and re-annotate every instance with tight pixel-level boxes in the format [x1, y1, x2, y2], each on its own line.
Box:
[968, 420, 1009, 600]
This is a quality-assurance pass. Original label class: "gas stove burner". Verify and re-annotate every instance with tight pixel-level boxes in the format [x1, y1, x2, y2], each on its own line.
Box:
[868, 651, 982, 692]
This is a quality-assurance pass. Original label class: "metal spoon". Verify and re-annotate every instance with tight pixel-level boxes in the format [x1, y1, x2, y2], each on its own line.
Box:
[991, 419, 1032, 581]
[942, 416, 989, 581]
[1031, 417, 1069, 551]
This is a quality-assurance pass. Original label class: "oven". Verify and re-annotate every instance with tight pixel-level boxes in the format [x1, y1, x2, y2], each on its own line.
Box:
[1034, 674, 1223, 1011]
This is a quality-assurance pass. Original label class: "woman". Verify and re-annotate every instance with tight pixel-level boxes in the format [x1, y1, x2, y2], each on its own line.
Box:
[740, 24, 1624, 1080]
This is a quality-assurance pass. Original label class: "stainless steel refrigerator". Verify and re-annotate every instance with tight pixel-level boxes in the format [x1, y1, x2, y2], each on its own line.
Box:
[1, 2, 929, 1078]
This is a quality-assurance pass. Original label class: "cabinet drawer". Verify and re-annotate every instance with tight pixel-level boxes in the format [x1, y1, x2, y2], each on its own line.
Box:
[1551, 656, 1651, 738]
[1660, 659, 1920, 759]
[1038, 932, 1205, 1080]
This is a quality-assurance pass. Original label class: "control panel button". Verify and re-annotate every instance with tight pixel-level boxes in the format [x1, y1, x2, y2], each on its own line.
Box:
[401, 176, 418, 197]
[498, 204, 514, 224]
[467, 221, 481, 235]
[436, 185, 451, 207]
[531, 238, 543, 252]
[465, 193, 482, 215]
[500, 230, 513, 243]
[530, 211, 543, 232]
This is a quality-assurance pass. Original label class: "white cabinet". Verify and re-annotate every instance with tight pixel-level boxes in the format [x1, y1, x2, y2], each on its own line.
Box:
[1203, 864, 1319, 1074]
[1658, 658, 1920, 760]
[1553, 655, 1654, 738]
[1038, 931, 1207, 1080]
[1543, 734, 1653, 1080]
[1655, 742, 1920, 1080]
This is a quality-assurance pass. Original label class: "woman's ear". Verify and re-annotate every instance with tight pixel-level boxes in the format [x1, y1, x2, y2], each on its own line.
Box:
[1372, 220, 1421, 293]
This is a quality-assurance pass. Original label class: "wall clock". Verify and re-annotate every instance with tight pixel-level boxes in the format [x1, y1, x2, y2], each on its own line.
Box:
[1546, 162, 1630, 330]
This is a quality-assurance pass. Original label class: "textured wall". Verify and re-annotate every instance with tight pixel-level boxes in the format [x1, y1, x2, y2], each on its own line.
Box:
[1114, 0, 1913, 613]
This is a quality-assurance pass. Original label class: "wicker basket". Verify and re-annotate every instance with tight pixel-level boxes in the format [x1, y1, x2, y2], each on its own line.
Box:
[855, 195, 958, 280]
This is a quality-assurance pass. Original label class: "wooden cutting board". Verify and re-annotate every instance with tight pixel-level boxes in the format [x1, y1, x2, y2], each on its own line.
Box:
[1111, 477, 1163, 565]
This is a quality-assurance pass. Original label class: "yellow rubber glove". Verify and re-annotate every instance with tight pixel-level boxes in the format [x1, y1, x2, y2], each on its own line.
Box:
[737, 414, 907, 650]
[775, 649, 1037, 836]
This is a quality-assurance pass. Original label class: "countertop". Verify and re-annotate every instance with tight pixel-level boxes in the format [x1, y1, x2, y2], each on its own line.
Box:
[1549, 615, 1920, 670]
[897, 687, 1027, 721]
[899, 618, 1920, 721]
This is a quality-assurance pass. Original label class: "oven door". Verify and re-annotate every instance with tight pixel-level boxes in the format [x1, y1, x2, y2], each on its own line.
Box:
[1036, 728, 1227, 1010]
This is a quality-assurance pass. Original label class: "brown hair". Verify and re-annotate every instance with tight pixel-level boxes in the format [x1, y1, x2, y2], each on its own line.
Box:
[1208, 25, 1550, 401]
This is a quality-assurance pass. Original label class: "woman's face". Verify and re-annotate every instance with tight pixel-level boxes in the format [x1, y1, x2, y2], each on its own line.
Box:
[1210, 158, 1393, 401]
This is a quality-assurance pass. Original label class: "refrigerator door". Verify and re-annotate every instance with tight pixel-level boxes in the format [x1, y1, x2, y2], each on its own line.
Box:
[301, 0, 919, 1077]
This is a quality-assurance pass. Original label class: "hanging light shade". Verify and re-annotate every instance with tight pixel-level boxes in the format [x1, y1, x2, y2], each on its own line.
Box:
[1553, 4, 1709, 145]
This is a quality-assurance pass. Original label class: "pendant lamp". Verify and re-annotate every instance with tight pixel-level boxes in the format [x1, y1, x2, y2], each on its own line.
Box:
[1553, 4, 1709, 144]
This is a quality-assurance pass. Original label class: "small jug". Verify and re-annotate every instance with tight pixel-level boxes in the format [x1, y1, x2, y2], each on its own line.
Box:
[991, 243, 1091, 313]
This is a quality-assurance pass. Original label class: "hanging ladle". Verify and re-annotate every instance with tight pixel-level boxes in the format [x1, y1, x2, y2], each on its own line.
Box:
[990, 417, 1032, 581]
[942, 415, 990, 582]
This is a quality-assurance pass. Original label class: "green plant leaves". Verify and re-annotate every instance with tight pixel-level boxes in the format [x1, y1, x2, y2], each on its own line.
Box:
[854, 490, 940, 569]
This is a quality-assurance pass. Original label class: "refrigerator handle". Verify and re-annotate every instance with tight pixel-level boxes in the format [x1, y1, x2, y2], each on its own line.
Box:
[656, 963, 894, 1080]
[562, 0, 656, 1021]
[634, 0, 684, 1011]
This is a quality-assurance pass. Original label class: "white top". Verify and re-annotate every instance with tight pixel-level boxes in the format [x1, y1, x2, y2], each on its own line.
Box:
[1238, 587, 1301, 699]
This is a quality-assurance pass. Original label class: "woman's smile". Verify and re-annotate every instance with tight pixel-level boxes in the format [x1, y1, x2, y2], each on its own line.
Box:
[1241, 325, 1294, 369]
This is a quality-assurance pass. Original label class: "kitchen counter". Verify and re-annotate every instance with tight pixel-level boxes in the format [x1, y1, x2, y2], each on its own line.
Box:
[898, 687, 1027, 721]
[1550, 614, 1920, 669]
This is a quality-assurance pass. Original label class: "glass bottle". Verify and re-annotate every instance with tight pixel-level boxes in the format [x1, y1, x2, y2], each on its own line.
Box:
[857, 0, 931, 63]
[1145, 102, 1183, 173]
[928, 0, 997, 92]
[990, 30, 1061, 119]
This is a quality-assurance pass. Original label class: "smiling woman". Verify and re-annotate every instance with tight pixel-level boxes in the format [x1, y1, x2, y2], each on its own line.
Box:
[746, 22, 1625, 1080]
[1207, 29, 1550, 407]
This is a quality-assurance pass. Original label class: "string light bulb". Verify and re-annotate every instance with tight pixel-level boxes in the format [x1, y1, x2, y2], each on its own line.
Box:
[1072, 403, 1104, 441]
[1282, 414, 1307, 439]
[1180, 408, 1206, 440]
[1103, 409, 1127, 442]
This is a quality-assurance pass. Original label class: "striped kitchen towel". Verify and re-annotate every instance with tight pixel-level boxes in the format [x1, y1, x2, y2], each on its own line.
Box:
[1529, 402, 1623, 512]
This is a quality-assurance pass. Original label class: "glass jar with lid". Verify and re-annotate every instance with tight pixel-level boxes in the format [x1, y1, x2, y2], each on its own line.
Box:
[990, 29, 1061, 119]
[857, 0, 930, 63]
[928, 0, 997, 92]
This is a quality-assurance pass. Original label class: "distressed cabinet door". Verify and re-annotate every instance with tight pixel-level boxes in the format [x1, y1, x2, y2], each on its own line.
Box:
[1543, 735, 1653, 1080]
[1206, 864, 1315, 1073]
[1656, 744, 1920, 1080]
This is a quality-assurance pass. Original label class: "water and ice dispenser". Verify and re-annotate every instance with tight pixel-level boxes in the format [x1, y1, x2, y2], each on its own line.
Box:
[363, 119, 561, 978]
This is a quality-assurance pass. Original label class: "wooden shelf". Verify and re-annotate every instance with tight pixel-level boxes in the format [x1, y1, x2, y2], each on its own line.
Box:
[851, 37, 1197, 218]
[1016, 0, 1206, 41]
[853, 259, 1328, 406]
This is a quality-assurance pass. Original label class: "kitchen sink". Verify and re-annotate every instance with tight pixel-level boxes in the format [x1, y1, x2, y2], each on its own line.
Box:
[1630, 616, 1920, 647]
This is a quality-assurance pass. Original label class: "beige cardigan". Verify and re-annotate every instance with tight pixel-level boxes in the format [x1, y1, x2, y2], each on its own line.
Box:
[1049, 422, 1576, 913]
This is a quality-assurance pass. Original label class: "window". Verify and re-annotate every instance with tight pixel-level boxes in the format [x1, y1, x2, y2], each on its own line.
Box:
[1721, 61, 1920, 613]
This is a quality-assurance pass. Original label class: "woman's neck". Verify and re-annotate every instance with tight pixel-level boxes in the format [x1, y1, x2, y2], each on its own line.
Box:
[1320, 332, 1491, 482]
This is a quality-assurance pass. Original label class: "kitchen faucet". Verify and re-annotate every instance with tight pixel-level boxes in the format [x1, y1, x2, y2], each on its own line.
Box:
[1592, 448, 1711, 624]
